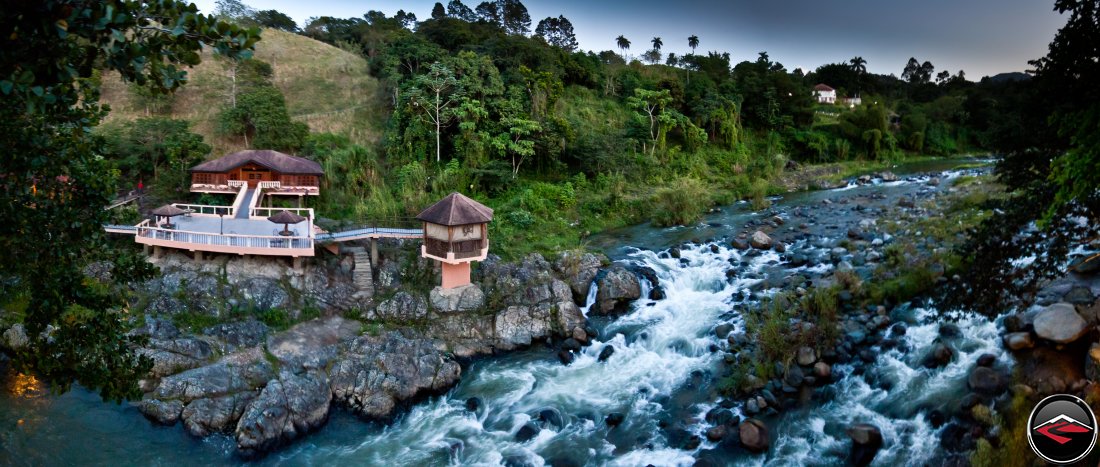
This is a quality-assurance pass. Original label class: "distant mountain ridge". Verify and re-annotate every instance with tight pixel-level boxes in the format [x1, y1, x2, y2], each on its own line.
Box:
[985, 72, 1032, 83]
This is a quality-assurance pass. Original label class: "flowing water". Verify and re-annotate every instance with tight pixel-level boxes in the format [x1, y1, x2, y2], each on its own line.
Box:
[0, 159, 1002, 466]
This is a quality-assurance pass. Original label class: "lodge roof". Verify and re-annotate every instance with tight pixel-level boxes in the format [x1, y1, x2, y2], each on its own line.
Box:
[416, 192, 494, 226]
[814, 83, 835, 92]
[190, 149, 324, 175]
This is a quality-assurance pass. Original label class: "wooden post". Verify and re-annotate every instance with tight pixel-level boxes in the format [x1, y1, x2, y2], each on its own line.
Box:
[370, 237, 378, 268]
[195, 251, 204, 262]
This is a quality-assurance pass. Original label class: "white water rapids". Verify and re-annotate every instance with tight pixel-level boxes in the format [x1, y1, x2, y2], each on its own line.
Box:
[277, 236, 1004, 466]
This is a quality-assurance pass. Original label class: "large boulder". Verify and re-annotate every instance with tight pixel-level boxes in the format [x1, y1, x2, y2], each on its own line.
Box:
[429, 284, 485, 313]
[493, 301, 584, 349]
[266, 317, 360, 371]
[182, 392, 256, 437]
[139, 337, 216, 378]
[2, 324, 28, 350]
[1033, 302, 1090, 344]
[149, 347, 275, 403]
[1070, 254, 1100, 275]
[739, 418, 769, 452]
[1087, 343, 1100, 382]
[847, 423, 883, 467]
[750, 231, 773, 250]
[235, 370, 331, 456]
[329, 332, 461, 420]
[595, 267, 641, 313]
[139, 398, 184, 425]
[372, 292, 429, 322]
[554, 251, 605, 302]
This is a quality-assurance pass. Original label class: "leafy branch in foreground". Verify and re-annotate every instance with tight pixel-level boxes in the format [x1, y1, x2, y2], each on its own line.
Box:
[0, 0, 259, 402]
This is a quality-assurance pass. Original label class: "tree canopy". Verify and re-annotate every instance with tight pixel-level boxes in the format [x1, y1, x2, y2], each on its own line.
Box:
[0, 0, 259, 402]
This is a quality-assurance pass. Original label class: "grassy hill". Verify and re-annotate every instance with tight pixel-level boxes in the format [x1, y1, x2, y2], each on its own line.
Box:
[99, 28, 385, 155]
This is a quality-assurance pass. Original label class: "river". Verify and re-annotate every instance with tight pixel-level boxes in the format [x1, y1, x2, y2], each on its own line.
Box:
[0, 159, 999, 466]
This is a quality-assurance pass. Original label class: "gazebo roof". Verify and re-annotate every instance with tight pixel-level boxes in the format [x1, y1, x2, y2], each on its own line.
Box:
[190, 149, 324, 175]
[416, 192, 494, 226]
[151, 204, 188, 217]
[267, 210, 307, 224]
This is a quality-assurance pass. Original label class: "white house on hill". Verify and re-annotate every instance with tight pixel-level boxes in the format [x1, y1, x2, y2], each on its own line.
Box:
[814, 84, 836, 104]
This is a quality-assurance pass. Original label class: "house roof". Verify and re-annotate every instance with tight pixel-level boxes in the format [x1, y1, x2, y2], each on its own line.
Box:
[416, 192, 494, 226]
[813, 84, 835, 92]
[190, 149, 324, 175]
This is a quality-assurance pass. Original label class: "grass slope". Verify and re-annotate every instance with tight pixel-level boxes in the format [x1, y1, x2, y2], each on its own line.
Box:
[99, 28, 384, 155]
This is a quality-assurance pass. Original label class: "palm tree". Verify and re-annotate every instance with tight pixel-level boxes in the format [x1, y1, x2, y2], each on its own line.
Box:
[651, 36, 663, 52]
[849, 56, 867, 74]
[688, 35, 699, 55]
[616, 35, 630, 59]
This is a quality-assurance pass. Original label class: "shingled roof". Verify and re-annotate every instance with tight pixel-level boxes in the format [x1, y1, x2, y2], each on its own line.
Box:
[416, 192, 494, 226]
[814, 83, 835, 92]
[190, 149, 324, 175]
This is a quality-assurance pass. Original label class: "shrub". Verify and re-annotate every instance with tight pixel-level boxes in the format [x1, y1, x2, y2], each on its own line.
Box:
[652, 177, 707, 226]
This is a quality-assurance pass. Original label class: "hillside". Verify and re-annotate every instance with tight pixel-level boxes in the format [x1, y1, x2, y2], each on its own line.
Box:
[99, 28, 385, 155]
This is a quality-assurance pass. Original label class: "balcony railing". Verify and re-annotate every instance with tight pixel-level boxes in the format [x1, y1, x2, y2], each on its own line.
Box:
[136, 222, 313, 252]
[171, 203, 235, 217]
[424, 237, 487, 260]
[249, 206, 315, 219]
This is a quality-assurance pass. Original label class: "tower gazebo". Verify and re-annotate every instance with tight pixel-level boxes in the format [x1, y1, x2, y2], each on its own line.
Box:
[416, 192, 493, 289]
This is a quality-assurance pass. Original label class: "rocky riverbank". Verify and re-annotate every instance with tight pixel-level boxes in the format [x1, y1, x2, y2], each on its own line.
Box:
[34, 244, 643, 457]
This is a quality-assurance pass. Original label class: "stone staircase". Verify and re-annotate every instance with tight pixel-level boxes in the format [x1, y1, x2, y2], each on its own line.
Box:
[346, 246, 374, 300]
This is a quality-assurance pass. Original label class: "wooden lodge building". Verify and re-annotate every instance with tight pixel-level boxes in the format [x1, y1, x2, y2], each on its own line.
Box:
[190, 149, 323, 197]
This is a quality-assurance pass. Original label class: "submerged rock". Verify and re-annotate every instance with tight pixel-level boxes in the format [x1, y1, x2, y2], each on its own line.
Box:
[968, 367, 1006, 395]
[847, 423, 883, 466]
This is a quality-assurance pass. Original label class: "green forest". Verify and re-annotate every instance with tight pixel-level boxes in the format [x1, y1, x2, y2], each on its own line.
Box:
[1, 0, 1097, 406]
[95, 0, 1040, 258]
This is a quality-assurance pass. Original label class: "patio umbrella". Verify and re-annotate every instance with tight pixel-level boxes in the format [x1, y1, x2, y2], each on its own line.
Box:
[268, 210, 306, 236]
[151, 204, 187, 228]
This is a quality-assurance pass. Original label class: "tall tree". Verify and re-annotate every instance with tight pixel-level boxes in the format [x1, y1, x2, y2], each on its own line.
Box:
[666, 53, 679, 66]
[688, 35, 700, 55]
[534, 15, 579, 51]
[849, 56, 867, 74]
[651, 36, 663, 52]
[475, 2, 501, 25]
[431, 2, 447, 20]
[616, 35, 631, 59]
[499, 0, 532, 36]
[447, 0, 478, 21]
[407, 62, 462, 162]
[0, 0, 258, 402]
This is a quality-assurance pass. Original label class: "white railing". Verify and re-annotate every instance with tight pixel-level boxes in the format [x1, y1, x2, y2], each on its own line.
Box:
[250, 206, 315, 219]
[257, 181, 282, 189]
[227, 180, 246, 188]
[137, 225, 313, 251]
[230, 183, 250, 214]
[171, 203, 234, 217]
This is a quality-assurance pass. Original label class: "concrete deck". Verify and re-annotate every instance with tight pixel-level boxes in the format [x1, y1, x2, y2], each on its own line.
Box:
[170, 215, 310, 237]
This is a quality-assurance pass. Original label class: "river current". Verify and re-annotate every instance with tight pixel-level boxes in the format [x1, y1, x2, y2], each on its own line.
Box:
[0, 160, 1000, 466]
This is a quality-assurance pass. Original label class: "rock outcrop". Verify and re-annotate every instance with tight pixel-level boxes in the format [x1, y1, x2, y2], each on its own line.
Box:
[594, 266, 641, 313]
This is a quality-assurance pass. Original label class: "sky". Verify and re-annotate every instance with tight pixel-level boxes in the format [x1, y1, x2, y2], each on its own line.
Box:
[190, 0, 1066, 78]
